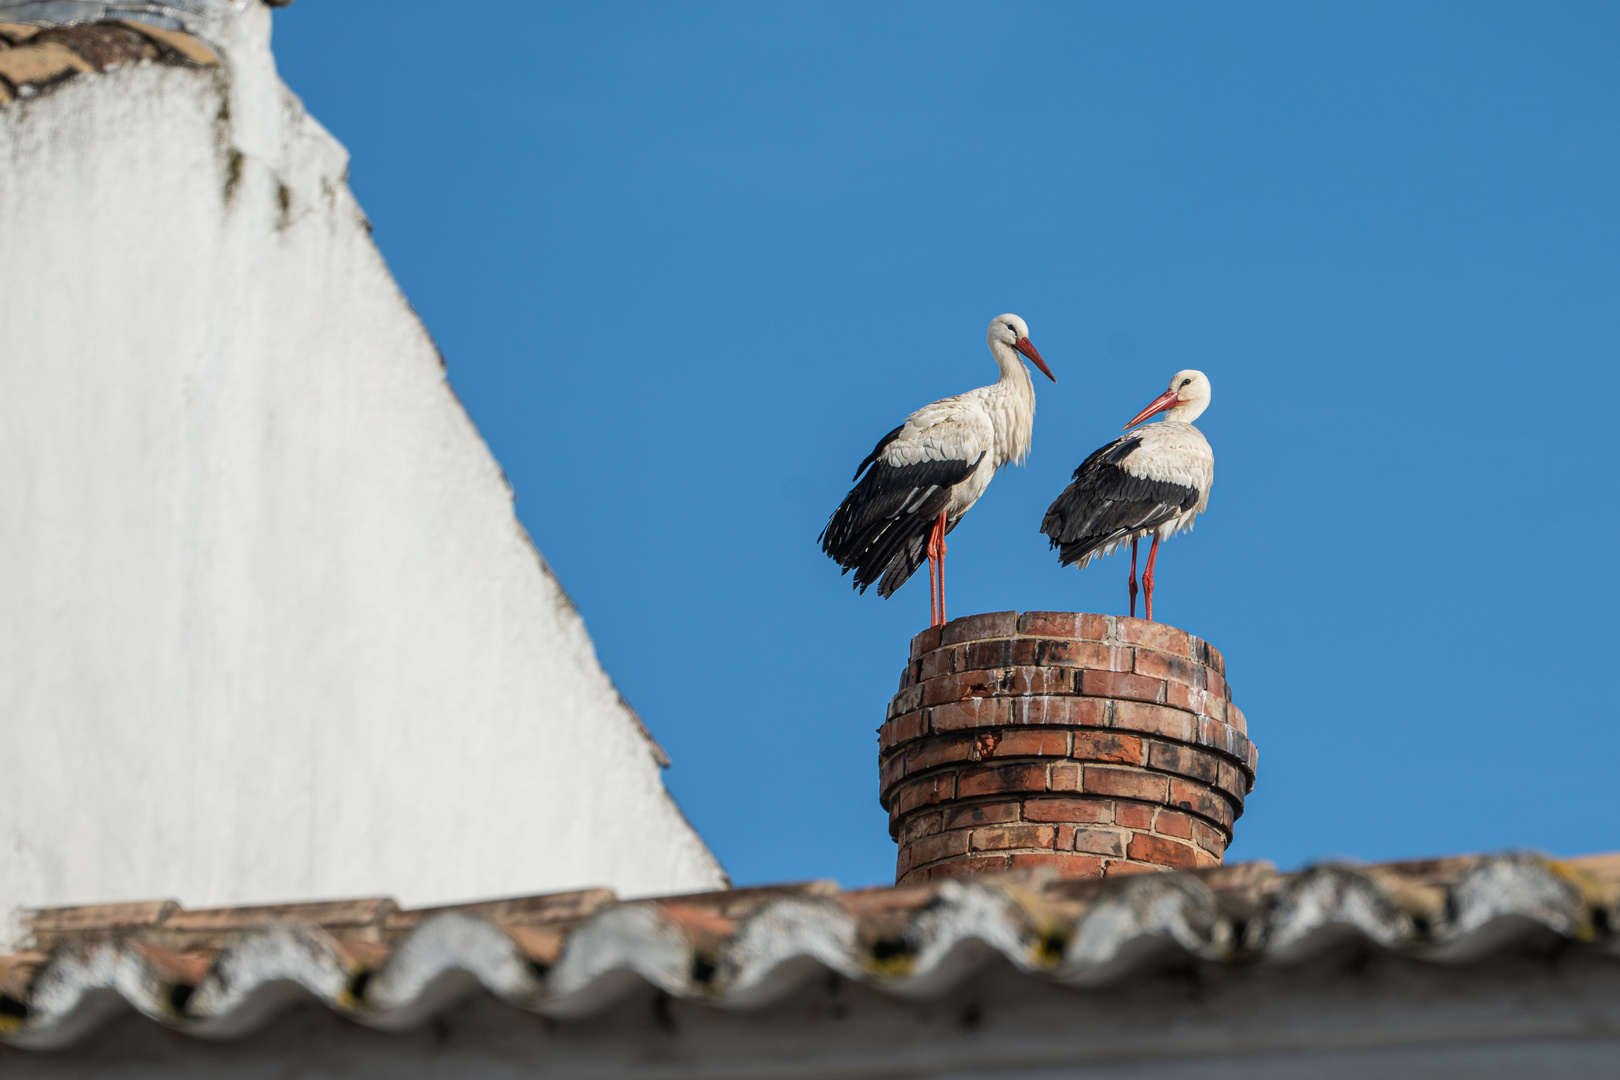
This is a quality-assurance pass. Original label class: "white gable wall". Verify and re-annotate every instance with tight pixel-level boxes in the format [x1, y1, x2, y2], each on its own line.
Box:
[0, 4, 724, 937]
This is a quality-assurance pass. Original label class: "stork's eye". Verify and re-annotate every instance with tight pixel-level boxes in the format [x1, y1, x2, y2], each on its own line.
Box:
[1179, 378, 1192, 389]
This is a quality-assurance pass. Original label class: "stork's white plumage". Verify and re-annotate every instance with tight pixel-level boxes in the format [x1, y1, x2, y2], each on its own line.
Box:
[1040, 370, 1214, 622]
[821, 314, 1056, 627]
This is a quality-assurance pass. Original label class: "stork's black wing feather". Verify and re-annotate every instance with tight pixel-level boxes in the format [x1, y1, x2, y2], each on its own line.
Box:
[852, 425, 906, 482]
[820, 453, 981, 597]
[1040, 436, 1200, 568]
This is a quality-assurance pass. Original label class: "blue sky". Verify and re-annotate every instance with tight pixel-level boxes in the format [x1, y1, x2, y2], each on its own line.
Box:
[274, 2, 1618, 888]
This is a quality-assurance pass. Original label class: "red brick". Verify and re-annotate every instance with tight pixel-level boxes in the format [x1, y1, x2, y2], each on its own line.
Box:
[1227, 703, 1248, 735]
[1007, 695, 1107, 729]
[890, 773, 957, 816]
[1080, 669, 1164, 704]
[957, 761, 1049, 798]
[1204, 667, 1227, 701]
[992, 729, 1069, 759]
[896, 844, 912, 877]
[1041, 640, 1132, 671]
[1003, 666, 1079, 696]
[1070, 826, 1128, 856]
[1165, 681, 1225, 722]
[1009, 852, 1106, 878]
[899, 811, 943, 844]
[1016, 611, 1079, 637]
[922, 671, 989, 706]
[897, 868, 929, 886]
[1193, 636, 1225, 676]
[906, 829, 971, 867]
[1133, 648, 1201, 686]
[1216, 759, 1249, 802]
[1152, 808, 1194, 840]
[1190, 819, 1227, 858]
[1127, 832, 1201, 869]
[1192, 846, 1222, 869]
[943, 800, 1021, 831]
[1112, 618, 1193, 658]
[1105, 860, 1170, 878]
[1111, 701, 1197, 742]
[955, 639, 1040, 672]
[1016, 611, 1109, 640]
[1024, 797, 1115, 824]
[1195, 716, 1228, 755]
[930, 854, 1011, 879]
[1048, 762, 1080, 792]
[1082, 766, 1169, 802]
[878, 710, 925, 752]
[1167, 778, 1235, 830]
[888, 684, 924, 721]
[902, 734, 970, 774]
[1114, 801, 1155, 829]
[1147, 741, 1220, 784]
[918, 648, 954, 682]
[929, 696, 1011, 732]
[879, 752, 906, 793]
[971, 824, 1056, 852]
[1072, 730, 1145, 766]
[910, 626, 943, 660]
[940, 611, 1019, 646]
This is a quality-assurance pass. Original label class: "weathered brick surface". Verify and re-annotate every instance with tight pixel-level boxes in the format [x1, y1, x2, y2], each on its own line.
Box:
[1079, 669, 1164, 704]
[943, 801, 1021, 830]
[1112, 701, 1197, 743]
[1024, 796, 1115, 824]
[957, 762, 1049, 798]
[927, 696, 1010, 734]
[940, 611, 1019, 647]
[1127, 832, 1201, 869]
[885, 611, 1256, 883]
[1072, 730, 1145, 766]
[971, 824, 1057, 852]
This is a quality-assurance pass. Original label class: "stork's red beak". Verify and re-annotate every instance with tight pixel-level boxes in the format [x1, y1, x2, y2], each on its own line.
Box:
[1014, 337, 1056, 382]
[1124, 388, 1181, 429]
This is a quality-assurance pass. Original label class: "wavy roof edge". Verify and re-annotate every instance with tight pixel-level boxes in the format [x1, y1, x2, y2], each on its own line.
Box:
[2, 850, 1616, 1050]
[0, 1, 274, 48]
[0, 14, 217, 106]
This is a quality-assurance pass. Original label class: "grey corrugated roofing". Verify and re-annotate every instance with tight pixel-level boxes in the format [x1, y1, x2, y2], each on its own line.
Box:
[2, 851, 1615, 1051]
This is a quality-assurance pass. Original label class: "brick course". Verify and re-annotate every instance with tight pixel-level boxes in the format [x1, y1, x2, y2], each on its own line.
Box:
[882, 611, 1256, 884]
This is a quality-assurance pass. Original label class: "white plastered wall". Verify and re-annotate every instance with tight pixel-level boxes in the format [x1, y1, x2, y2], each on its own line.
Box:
[0, 3, 725, 939]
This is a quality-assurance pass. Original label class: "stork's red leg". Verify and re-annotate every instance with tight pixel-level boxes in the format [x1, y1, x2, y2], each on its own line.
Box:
[1128, 539, 1139, 619]
[926, 511, 948, 628]
[1142, 535, 1162, 623]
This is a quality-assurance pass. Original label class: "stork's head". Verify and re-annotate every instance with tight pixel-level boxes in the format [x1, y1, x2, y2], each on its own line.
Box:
[1125, 369, 1211, 428]
[989, 314, 1056, 382]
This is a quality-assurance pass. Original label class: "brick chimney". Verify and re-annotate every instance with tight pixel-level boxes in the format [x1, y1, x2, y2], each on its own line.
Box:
[879, 611, 1256, 884]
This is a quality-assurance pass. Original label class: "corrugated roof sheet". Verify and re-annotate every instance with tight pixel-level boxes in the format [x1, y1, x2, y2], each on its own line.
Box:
[3, 851, 1616, 1051]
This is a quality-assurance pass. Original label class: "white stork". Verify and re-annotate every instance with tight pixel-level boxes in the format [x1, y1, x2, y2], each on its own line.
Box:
[1040, 370, 1213, 622]
[821, 314, 1056, 627]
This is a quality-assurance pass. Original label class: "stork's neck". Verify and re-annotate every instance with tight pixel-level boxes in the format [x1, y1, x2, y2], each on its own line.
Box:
[1164, 399, 1208, 424]
[984, 340, 1037, 467]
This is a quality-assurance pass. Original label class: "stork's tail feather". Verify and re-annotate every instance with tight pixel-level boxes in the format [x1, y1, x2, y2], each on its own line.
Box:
[820, 453, 975, 600]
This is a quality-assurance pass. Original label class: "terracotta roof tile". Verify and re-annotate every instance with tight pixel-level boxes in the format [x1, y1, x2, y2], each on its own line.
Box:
[0, 17, 214, 102]
[2, 849, 1613, 1050]
[0, 22, 44, 44]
